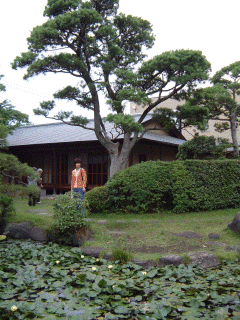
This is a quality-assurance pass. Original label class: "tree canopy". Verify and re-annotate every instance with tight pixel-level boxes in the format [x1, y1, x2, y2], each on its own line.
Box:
[12, 0, 211, 176]
[0, 75, 29, 148]
[0, 75, 36, 188]
[183, 61, 240, 156]
[0, 75, 37, 232]
[177, 135, 231, 160]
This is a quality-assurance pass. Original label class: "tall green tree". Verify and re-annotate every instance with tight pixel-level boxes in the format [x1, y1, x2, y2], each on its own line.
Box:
[0, 74, 34, 183]
[184, 61, 240, 156]
[0, 75, 36, 232]
[0, 75, 29, 148]
[151, 103, 209, 136]
[12, 0, 211, 176]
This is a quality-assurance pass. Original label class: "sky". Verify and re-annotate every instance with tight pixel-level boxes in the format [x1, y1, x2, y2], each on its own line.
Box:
[0, 0, 240, 125]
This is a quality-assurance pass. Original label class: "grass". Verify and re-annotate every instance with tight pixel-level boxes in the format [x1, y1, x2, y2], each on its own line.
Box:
[7, 197, 54, 230]
[6, 197, 240, 262]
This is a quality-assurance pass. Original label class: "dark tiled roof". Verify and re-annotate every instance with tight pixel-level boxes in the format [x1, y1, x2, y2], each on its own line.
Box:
[7, 116, 185, 147]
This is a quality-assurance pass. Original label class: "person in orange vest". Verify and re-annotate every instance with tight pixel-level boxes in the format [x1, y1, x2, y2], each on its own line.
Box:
[71, 158, 87, 214]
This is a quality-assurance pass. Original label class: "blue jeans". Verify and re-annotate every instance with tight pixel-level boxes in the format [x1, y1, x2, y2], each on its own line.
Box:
[72, 188, 86, 216]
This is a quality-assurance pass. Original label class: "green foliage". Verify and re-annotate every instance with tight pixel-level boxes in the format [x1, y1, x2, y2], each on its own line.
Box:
[0, 239, 240, 319]
[173, 160, 240, 213]
[12, 0, 211, 176]
[177, 135, 231, 160]
[86, 159, 240, 214]
[105, 160, 176, 213]
[0, 74, 29, 148]
[0, 74, 37, 232]
[51, 192, 88, 245]
[111, 247, 133, 264]
[84, 186, 110, 214]
[185, 61, 240, 156]
[105, 113, 143, 134]
[0, 194, 15, 233]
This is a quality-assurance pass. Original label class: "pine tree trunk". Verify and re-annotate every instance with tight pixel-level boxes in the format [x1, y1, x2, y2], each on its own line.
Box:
[109, 149, 130, 177]
[230, 115, 239, 157]
[108, 132, 138, 177]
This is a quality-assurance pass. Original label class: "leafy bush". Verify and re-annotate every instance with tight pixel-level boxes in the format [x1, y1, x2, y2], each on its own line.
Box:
[86, 159, 240, 214]
[0, 183, 39, 198]
[177, 135, 231, 160]
[0, 194, 15, 233]
[50, 192, 88, 245]
[84, 186, 110, 214]
[173, 160, 240, 213]
[105, 161, 176, 213]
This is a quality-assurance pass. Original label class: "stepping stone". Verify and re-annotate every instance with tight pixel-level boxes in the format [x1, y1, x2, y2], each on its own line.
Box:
[149, 220, 161, 224]
[26, 209, 48, 213]
[173, 231, 203, 239]
[224, 246, 240, 253]
[107, 231, 126, 235]
[205, 242, 226, 247]
[36, 212, 51, 216]
[131, 220, 141, 223]
[116, 220, 127, 223]
[208, 233, 220, 239]
[96, 220, 108, 225]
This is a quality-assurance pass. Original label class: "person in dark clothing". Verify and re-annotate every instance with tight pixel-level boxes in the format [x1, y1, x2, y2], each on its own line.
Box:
[27, 167, 38, 206]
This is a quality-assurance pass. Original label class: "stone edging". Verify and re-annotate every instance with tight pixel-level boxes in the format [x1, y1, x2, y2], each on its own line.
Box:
[4, 221, 240, 270]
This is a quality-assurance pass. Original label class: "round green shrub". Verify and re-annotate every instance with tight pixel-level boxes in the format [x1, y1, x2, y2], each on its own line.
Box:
[105, 160, 176, 213]
[84, 186, 110, 214]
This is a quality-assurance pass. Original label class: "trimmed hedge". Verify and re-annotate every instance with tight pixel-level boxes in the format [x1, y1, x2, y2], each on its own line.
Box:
[85, 160, 240, 214]
[174, 160, 240, 212]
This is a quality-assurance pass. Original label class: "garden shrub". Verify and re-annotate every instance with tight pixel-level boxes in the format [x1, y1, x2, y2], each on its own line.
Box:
[177, 135, 231, 160]
[50, 192, 89, 246]
[0, 194, 15, 234]
[105, 161, 176, 213]
[173, 160, 240, 213]
[84, 186, 110, 214]
[86, 159, 240, 214]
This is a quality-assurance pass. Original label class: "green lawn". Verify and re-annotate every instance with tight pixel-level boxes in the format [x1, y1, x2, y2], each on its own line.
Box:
[7, 198, 240, 262]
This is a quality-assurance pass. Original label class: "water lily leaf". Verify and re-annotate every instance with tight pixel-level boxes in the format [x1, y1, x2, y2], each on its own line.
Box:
[98, 279, 107, 288]
[147, 269, 158, 278]
[87, 291, 98, 298]
[113, 286, 122, 293]
[196, 292, 209, 301]
[86, 272, 96, 281]
[51, 280, 64, 288]
[182, 308, 203, 319]
[155, 305, 172, 317]
[114, 305, 129, 314]
[135, 295, 142, 301]
[189, 298, 205, 308]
